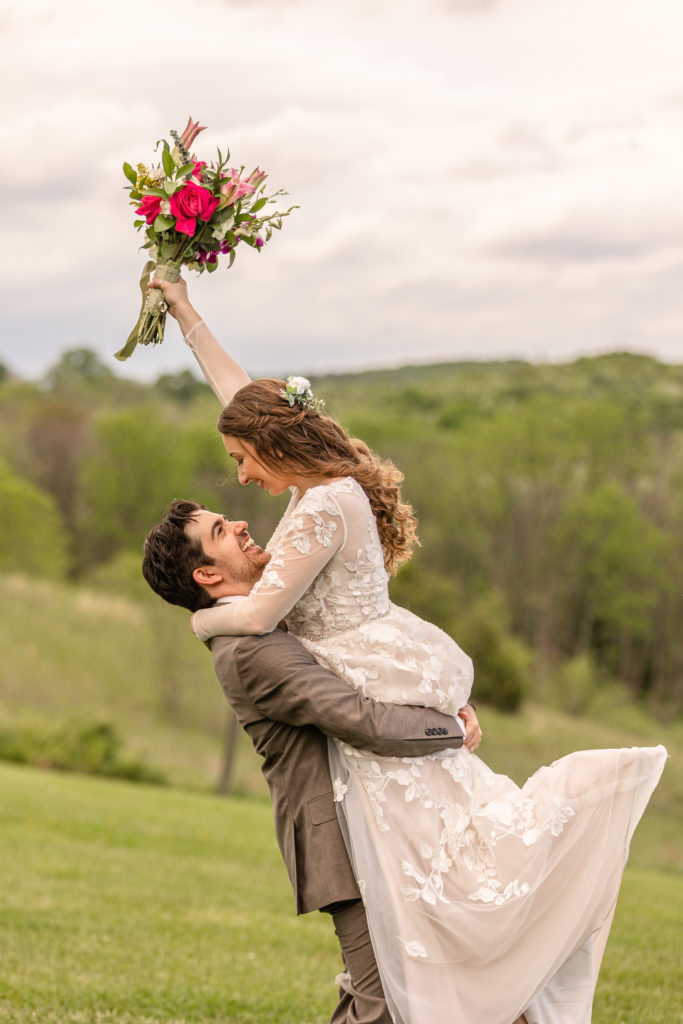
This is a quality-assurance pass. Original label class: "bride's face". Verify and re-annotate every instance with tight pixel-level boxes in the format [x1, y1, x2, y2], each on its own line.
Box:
[222, 435, 293, 495]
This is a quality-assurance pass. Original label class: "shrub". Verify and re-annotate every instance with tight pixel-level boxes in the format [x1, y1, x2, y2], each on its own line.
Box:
[0, 718, 166, 784]
[0, 459, 69, 579]
[455, 591, 532, 713]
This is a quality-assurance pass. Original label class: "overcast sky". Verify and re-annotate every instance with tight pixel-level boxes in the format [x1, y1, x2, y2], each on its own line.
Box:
[1, 0, 682, 382]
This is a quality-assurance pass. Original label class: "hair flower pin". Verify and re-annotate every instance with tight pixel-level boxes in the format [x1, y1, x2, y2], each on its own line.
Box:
[281, 375, 325, 412]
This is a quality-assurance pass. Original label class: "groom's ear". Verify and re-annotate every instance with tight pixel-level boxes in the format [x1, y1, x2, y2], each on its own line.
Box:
[192, 564, 223, 587]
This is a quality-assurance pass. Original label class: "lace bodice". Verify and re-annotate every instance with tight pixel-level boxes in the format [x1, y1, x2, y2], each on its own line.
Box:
[194, 476, 474, 716]
[193, 478, 391, 640]
[277, 478, 391, 639]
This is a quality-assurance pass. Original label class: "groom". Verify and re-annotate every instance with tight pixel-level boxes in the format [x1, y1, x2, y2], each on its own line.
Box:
[143, 498, 481, 1024]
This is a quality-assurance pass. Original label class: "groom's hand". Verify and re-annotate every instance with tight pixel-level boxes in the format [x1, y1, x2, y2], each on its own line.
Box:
[458, 704, 482, 752]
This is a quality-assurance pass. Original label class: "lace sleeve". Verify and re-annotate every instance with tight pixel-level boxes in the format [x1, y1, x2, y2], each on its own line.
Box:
[192, 488, 348, 639]
[182, 319, 251, 406]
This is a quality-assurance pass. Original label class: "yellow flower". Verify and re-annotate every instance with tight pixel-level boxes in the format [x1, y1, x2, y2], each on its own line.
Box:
[135, 162, 151, 190]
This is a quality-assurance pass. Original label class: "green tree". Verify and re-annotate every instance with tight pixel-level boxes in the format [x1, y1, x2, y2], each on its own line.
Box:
[26, 399, 89, 528]
[550, 482, 671, 694]
[0, 460, 68, 579]
[155, 370, 210, 403]
[45, 348, 113, 388]
[454, 591, 531, 712]
[76, 407, 196, 567]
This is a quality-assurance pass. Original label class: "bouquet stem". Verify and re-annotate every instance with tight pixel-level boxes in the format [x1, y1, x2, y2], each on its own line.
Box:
[115, 262, 180, 361]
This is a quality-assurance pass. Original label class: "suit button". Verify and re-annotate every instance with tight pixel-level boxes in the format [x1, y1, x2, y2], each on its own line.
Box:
[426, 728, 433, 736]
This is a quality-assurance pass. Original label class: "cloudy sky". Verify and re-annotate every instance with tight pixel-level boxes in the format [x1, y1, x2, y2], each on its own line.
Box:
[1, 0, 682, 382]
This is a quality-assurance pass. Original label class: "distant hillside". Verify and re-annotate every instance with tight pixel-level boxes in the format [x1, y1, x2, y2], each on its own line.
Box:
[3, 349, 683, 720]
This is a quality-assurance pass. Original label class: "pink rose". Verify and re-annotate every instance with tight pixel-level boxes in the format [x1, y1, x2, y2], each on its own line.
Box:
[136, 195, 162, 224]
[170, 181, 219, 236]
[191, 160, 208, 180]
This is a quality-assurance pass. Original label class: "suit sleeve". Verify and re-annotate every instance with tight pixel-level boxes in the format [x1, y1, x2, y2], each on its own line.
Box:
[213, 632, 463, 756]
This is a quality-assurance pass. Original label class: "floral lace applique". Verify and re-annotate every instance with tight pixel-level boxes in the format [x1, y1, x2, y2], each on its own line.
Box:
[254, 555, 286, 592]
[346, 746, 577, 912]
[276, 478, 394, 640]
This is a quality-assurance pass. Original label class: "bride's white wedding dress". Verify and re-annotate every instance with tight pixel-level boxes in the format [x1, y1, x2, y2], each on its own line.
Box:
[194, 477, 667, 1024]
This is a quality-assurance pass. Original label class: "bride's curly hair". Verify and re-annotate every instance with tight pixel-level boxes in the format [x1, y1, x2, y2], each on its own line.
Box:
[217, 378, 419, 575]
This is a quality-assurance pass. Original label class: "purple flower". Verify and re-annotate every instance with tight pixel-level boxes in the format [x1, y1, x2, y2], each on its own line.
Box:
[255, 236, 264, 248]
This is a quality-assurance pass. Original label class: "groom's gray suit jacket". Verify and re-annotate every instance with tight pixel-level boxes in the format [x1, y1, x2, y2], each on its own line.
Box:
[211, 629, 463, 914]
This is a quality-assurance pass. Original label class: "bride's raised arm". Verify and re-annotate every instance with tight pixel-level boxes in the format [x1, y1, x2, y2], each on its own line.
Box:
[149, 276, 251, 406]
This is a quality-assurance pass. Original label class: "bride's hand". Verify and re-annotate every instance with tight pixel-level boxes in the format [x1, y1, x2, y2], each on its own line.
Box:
[148, 276, 194, 321]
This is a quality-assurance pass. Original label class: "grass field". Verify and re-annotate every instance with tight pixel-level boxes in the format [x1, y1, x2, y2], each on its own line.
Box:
[1, 572, 682, 1021]
[1, 762, 680, 1024]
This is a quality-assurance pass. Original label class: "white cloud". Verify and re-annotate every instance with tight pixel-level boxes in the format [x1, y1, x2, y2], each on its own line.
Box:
[1, 0, 683, 379]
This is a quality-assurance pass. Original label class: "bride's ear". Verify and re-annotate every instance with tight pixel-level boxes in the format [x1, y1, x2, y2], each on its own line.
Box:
[193, 565, 223, 587]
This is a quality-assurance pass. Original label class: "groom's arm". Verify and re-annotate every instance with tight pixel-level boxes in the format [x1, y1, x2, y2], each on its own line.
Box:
[212, 631, 467, 756]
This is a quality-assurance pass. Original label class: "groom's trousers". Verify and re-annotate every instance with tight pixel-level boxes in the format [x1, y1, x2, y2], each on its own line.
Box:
[326, 899, 393, 1024]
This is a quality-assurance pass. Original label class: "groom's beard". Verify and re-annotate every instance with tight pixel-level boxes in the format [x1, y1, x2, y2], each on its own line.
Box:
[216, 548, 270, 590]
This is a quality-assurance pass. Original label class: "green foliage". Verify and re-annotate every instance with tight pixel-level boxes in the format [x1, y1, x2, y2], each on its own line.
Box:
[0, 718, 166, 784]
[550, 483, 671, 687]
[549, 653, 608, 716]
[76, 406, 198, 563]
[44, 347, 113, 388]
[5, 351, 683, 709]
[0, 459, 68, 579]
[0, 572, 261, 795]
[155, 368, 210, 403]
[455, 591, 532, 712]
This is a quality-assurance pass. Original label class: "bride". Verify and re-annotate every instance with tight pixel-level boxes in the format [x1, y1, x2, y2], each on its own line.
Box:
[151, 276, 666, 1024]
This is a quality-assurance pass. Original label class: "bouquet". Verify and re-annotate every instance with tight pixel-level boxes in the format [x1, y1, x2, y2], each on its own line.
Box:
[116, 118, 295, 361]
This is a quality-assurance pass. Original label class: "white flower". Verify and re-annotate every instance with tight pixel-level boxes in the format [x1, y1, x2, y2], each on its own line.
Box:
[280, 375, 325, 411]
[160, 199, 172, 215]
[333, 778, 348, 802]
[287, 375, 311, 394]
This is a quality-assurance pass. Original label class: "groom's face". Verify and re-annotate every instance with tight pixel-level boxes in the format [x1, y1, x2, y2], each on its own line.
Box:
[185, 509, 270, 593]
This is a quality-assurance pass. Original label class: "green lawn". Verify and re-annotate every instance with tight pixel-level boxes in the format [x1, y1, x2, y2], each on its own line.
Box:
[0, 763, 680, 1024]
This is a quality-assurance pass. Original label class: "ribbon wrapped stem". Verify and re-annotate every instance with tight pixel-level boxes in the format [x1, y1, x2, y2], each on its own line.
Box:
[115, 262, 180, 361]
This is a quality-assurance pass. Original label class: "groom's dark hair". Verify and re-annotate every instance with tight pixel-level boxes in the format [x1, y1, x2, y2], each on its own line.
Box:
[142, 499, 215, 612]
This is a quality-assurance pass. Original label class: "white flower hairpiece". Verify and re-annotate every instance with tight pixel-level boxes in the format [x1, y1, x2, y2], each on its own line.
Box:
[280, 375, 325, 412]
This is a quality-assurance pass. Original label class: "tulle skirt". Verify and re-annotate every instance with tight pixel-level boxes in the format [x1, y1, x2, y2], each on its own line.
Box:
[328, 741, 667, 1024]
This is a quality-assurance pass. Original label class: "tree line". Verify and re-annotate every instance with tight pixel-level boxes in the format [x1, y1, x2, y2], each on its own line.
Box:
[2, 346, 683, 718]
